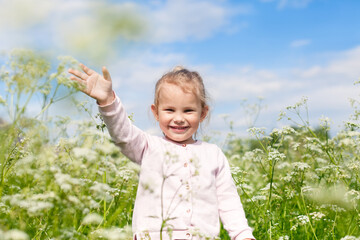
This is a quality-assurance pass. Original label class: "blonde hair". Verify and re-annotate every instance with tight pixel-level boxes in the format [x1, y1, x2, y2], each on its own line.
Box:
[154, 66, 209, 110]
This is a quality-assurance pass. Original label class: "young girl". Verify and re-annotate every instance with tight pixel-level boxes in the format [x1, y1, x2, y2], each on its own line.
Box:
[68, 64, 255, 240]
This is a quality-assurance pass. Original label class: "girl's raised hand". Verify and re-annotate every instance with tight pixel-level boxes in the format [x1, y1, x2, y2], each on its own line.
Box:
[68, 63, 114, 106]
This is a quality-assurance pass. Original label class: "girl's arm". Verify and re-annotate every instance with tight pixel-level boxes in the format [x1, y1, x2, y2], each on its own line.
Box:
[69, 64, 147, 164]
[98, 95, 147, 164]
[216, 150, 255, 240]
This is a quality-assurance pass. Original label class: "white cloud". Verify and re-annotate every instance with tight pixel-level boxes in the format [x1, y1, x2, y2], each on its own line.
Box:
[0, 0, 246, 62]
[296, 46, 360, 80]
[279, 0, 313, 8]
[107, 45, 360, 134]
[147, 0, 235, 43]
[193, 46, 360, 134]
[205, 66, 284, 102]
[260, 0, 314, 9]
[108, 51, 187, 89]
[290, 39, 311, 48]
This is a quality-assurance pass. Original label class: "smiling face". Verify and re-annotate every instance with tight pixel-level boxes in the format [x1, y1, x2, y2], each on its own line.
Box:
[151, 83, 208, 144]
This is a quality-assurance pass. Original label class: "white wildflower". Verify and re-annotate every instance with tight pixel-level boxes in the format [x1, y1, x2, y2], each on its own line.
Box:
[0, 202, 10, 214]
[291, 142, 301, 151]
[345, 190, 360, 201]
[230, 166, 243, 176]
[270, 128, 281, 136]
[315, 157, 327, 164]
[72, 147, 98, 162]
[240, 183, 254, 192]
[281, 173, 292, 182]
[278, 110, 286, 120]
[340, 236, 360, 240]
[347, 131, 360, 137]
[301, 153, 313, 160]
[260, 183, 277, 192]
[95, 141, 118, 155]
[83, 208, 90, 215]
[82, 213, 103, 225]
[248, 195, 267, 202]
[320, 204, 346, 213]
[26, 201, 54, 215]
[229, 154, 241, 161]
[296, 215, 309, 225]
[279, 236, 290, 240]
[54, 172, 81, 192]
[339, 138, 355, 147]
[91, 227, 130, 240]
[277, 162, 291, 169]
[290, 224, 298, 231]
[301, 186, 314, 193]
[30, 192, 57, 201]
[88, 198, 100, 209]
[268, 149, 286, 162]
[319, 116, 332, 128]
[5, 194, 54, 216]
[90, 182, 114, 201]
[68, 195, 81, 204]
[303, 142, 323, 154]
[247, 127, 266, 137]
[4, 229, 29, 240]
[305, 171, 320, 181]
[286, 96, 308, 110]
[292, 162, 310, 171]
[282, 126, 296, 135]
[283, 135, 294, 142]
[309, 212, 325, 220]
[242, 151, 255, 162]
[285, 189, 295, 199]
[347, 161, 360, 171]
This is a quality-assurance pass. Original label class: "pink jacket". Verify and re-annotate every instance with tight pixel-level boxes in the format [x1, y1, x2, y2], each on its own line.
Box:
[99, 96, 255, 240]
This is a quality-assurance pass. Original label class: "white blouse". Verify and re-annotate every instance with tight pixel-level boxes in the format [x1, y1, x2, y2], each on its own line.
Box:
[99, 96, 255, 240]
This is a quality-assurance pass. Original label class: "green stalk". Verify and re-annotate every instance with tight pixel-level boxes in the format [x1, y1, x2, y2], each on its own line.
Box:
[300, 190, 318, 240]
[36, 83, 60, 119]
[160, 177, 166, 240]
[14, 89, 36, 123]
[103, 171, 107, 222]
[267, 158, 276, 240]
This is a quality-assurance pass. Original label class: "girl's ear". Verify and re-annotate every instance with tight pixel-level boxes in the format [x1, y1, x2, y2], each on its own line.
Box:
[151, 104, 159, 121]
[200, 105, 209, 122]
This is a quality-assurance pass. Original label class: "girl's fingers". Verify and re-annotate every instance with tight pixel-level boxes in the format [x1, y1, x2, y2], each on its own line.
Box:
[80, 63, 95, 75]
[102, 66, 112, 82]
[68, 68, 88, 80]
[69, 75, 86, 85]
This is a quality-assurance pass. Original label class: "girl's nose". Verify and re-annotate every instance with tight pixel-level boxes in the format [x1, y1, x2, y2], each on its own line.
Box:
[174, 114, 185, 124]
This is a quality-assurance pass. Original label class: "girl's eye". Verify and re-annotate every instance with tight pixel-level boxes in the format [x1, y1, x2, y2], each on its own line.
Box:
[184, 109, 194, 113]
[165, 109, 174, 112]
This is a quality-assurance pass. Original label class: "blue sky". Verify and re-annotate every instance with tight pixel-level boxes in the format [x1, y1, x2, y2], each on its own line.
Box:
[1, 0, 360, 138]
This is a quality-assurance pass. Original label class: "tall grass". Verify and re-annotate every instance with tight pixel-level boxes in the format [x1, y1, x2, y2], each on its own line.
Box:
[226, 96, 360, 240]
[0, 49, 359, 239]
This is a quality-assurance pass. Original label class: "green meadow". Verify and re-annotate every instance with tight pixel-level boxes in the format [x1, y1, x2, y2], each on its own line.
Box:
[0, 50, 359, 240]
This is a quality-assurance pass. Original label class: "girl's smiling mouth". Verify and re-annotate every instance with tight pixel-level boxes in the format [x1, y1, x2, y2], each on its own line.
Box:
[170, 126, 189, 133]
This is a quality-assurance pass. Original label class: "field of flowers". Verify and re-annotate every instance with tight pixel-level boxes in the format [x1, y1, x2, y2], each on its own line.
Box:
[0, 50, 359, 239]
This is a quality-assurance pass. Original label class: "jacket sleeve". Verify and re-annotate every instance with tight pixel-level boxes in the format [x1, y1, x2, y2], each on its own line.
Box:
[215, 149, 255, 240]
[98, 94, 147, 165]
